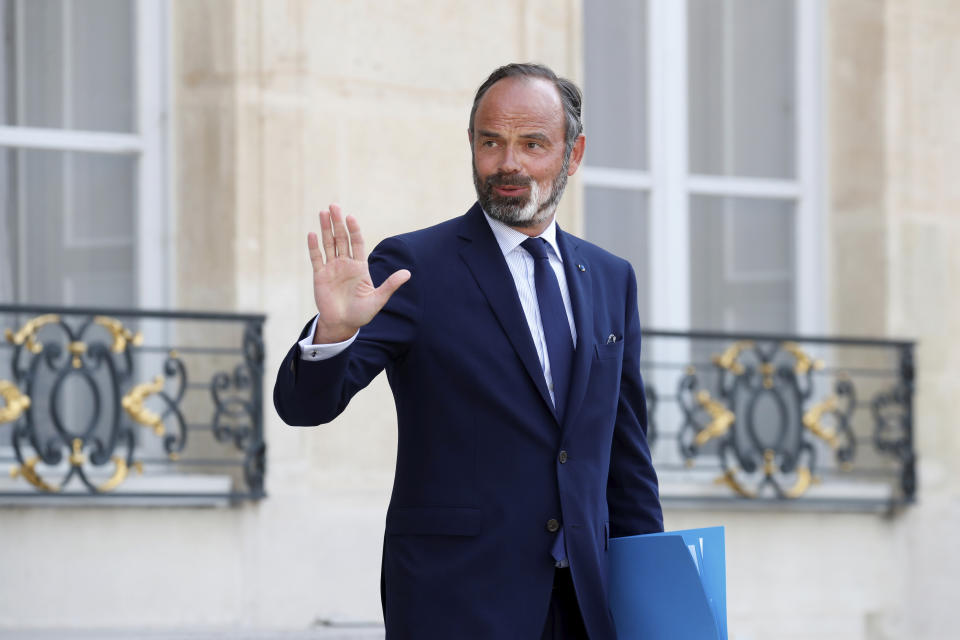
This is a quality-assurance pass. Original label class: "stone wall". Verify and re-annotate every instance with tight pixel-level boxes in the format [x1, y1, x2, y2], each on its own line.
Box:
[0, 0, 585, 632]
[2, 2, 958, 638]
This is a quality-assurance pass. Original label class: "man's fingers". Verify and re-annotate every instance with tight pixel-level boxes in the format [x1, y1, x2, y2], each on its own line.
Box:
[330, 204, 350, 258]
[374, 269, 411, 306]
[346, 215, 366, 262]
[307, 232, 324, 271]
[319, 209, 335, 259]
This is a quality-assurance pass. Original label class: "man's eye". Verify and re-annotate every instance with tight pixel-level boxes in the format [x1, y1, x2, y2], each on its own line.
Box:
[527, 142, 542, 149]
[482, 140, 497, 148]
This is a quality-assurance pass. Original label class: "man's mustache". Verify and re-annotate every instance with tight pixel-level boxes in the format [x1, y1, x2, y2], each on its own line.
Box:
[485, 173, 533, 189]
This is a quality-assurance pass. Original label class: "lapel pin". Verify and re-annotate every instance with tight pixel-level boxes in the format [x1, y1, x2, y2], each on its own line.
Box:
[577, 264, 586, 272]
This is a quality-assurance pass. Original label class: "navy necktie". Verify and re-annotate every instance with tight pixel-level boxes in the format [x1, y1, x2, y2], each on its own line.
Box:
[521, 237, 574, 421]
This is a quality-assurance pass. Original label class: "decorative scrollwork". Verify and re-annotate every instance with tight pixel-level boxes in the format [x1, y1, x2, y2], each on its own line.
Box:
[711, 340, 752, 375]
[801, 385, 858, 465]
[872, 385, 911, 458]
[67, 341, 87, 368]
[803, 396, 840, 446]
[4, 314, 152, 492]
[0, 379, 31, 424]
[211, 364, 257, 450]
[96, 456, 142, 492]
[4, 314, 61, 354]
[156, 354, 189, 459]
[10, 456, 59, 493]
[122, 376, 168, 436]
[782, 341, 824, 375]
[680, 340, 856, 499]
[93, 315, 144, 353]
[1, 308, 266, 499]
[871, 348, 915, 501]
[693, 390, 735, 447]
[208, 322, 265, 481]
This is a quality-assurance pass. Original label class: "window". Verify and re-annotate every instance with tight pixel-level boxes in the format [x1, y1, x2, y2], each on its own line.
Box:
[0, 0, 170, 309]
[582, 0, 823, 335]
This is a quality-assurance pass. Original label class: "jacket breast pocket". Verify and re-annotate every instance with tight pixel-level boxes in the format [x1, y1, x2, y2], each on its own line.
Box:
[386, 506, 481, 537]
[594, 340, 624, 361]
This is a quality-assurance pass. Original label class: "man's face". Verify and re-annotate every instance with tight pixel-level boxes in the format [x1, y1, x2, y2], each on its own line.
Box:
[470, 77, 583, 228]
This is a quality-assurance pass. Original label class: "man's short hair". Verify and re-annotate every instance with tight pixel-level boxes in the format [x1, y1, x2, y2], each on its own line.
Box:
[469, 62, 584, 158]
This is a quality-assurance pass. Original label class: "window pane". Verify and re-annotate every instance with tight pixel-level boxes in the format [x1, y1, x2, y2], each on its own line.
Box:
[584, 187, 650, 327]
[688, 0, 795, 179]
[689, 195, 795, 332]
[0, 0, 135, 132]
[1, 148, 136, 306]
[583, 0, 648, 170]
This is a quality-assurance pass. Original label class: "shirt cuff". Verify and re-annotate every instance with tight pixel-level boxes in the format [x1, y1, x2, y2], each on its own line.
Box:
[298, 315, 358, 361]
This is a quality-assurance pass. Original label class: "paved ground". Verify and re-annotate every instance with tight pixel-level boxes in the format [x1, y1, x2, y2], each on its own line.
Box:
[0, 628, 385, 640]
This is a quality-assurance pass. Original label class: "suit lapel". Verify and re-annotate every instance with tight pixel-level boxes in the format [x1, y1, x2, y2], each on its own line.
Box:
[557, 228, 594, 429]
[457, 204, 558, 421]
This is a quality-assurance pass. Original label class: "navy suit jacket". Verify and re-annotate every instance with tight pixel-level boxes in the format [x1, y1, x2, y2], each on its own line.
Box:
[274, 203, 663, 639]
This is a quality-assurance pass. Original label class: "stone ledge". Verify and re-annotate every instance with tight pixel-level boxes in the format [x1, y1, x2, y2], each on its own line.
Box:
[0, 629, 385, 640]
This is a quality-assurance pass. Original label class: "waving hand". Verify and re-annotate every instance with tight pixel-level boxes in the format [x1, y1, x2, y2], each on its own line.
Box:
[307, 204, 411, 344]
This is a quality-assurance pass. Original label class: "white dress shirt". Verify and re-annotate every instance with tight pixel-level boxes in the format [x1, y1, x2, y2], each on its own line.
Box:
[300, 211, 577, 408]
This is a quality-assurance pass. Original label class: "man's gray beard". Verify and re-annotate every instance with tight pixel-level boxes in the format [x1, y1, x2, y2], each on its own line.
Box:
[473, 154, 570, 228]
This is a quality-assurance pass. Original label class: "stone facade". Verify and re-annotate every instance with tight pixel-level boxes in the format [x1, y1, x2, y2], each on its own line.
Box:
[1, 1, 958, 639]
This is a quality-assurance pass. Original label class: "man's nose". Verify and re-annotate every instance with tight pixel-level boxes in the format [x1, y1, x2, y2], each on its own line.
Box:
[499, 145, 522, 173]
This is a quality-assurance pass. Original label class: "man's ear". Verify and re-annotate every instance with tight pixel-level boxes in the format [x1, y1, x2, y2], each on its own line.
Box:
[566, 134, 586, 176]
[467, 129, 474, 147]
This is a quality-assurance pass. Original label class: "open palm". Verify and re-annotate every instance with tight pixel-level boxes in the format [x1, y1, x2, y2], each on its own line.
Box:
[308, 204, 410, 344]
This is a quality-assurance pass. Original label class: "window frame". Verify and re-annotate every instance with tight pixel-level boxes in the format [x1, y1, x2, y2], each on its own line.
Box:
[581, 0, 825, 336]
[0, 0, 172, 310]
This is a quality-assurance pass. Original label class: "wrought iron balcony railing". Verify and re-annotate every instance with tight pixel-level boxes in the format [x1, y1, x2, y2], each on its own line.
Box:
[0, 304, 265, 504]
[642, 329, 915, 511]
[0, 303, 914, 512]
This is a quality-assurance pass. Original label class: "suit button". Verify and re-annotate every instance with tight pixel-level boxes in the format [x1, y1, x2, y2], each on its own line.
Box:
[558, 450, 568, 464]
[546, 518, 560, 533]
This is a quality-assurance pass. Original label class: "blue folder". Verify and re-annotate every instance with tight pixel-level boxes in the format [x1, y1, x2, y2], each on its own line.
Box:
[608, 526, 727, 640]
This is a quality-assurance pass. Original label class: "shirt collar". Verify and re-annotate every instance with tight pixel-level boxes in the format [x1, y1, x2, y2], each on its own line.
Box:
[481, 208, 563, 262]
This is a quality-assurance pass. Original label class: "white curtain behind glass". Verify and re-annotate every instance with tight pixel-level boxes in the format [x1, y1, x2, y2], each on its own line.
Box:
[0, 0, 136, 306]
[582, 0, 651, 326]
[688, 0, 796, 332]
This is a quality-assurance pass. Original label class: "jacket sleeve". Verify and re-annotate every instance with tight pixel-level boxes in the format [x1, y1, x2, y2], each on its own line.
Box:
[273, 236, 420, 426]
[606, 264, 664, 537]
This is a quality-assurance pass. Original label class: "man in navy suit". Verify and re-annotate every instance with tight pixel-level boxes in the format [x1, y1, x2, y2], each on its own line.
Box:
[274, 63, 663, 639]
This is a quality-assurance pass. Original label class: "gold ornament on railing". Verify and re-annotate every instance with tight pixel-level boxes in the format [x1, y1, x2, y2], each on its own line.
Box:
[68, 341, 87, 368]
[695, 339, 841, 499]
[93, 316, 143, 353]
[96, 456, 144, 492]
[782, 341, 825, 375]
[121, 376, 167, 436]
[715, 468, 756, 499]
[4, 314, 141, 367]
[0, 380, 31, 424]
[693, 390, 735, 447]
[803, 395, 840, 448]
[10, 457, 58, 493]
[8, 440, 143, 493]
[711, 340, 753, 375]
[4, 314, 61, 354]
[69, 438, 86, 466]
[714, 451, 817, 499]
